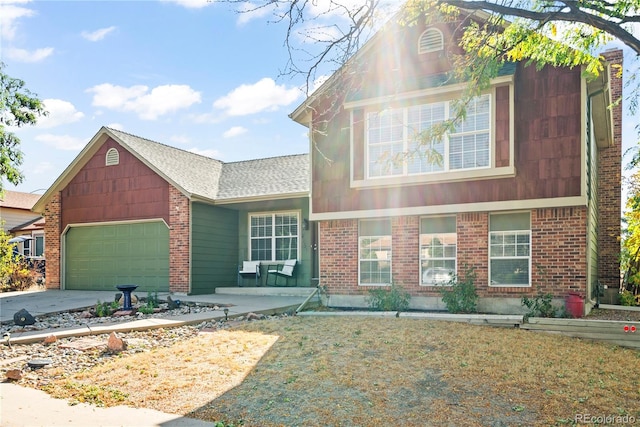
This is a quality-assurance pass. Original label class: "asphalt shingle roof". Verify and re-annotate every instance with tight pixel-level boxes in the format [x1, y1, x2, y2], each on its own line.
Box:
[0, 190, 42, 210]
[217, 154, 309, 200]
[106, 128, 308, 202]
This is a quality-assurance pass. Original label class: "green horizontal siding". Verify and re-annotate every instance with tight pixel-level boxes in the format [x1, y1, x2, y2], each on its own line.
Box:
[191, 203, 238, 294]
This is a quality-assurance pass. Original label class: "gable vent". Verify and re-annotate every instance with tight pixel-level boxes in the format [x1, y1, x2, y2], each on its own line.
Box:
[419, 28, 444, 54]
[105, 148, 120, 166]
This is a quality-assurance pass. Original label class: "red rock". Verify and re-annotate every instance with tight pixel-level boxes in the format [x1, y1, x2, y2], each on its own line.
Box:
[6, 369, 22, 381]
[107, 332, 127, 352]
[43, 335, 57, 344]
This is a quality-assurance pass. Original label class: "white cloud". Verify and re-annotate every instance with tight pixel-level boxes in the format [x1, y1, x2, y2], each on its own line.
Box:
[86, 83, 202, 120]
[6, 47, 54, 63]
[0, 1, 35, 41]
[236, 2, 275, 25]
[161, 0, 211, 9]
[213, 78, 301, 116]
[188, 147, 221, 158]
[35, 134, 86, 151]
[38, 99, 84, 128]
[106, 123, 124, 131]
[81, 26, 116, 42]
[223, 126, 248, 138]
[170, 135, 190, 145]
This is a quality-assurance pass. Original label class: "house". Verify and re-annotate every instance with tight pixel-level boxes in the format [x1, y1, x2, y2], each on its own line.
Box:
[1, 190, 45, 258]
[32, 127, 315, 294]
[289, 13, 622, 314]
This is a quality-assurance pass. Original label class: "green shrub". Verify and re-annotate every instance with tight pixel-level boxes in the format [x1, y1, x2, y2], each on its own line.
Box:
[619, 290, 639, 306]
[521, 290, 556, 319]
[439, 267, 478, 314]
[95, 300, 119, 317]
[0, 228, 39, 292]
[366, 283, 411, 312]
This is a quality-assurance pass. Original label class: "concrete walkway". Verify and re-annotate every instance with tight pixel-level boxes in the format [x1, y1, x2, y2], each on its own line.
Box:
[0, 288, 315, 426]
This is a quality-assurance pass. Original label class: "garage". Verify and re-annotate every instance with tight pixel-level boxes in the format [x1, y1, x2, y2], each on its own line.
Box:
[64, 221, 170, 291]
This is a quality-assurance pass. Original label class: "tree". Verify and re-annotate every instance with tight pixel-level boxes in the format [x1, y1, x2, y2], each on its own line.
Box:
[0, 62, 47, 193]
[228, 0, 637, 164]
[228, 1, 638, 93]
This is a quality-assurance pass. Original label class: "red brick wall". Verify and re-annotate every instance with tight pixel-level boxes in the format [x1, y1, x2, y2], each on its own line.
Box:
[319, 220, 359, 295]
[43, 193, 61, 289]
[319, 207, 588, 300]
[530, 208, 587, 296]
[169, 186, 190, 293]
[598, 50, 623, 290]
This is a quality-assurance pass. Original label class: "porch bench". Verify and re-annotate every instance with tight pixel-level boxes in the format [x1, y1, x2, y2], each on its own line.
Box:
[266, 259, 297, 286]
[238, 261, 261, 286]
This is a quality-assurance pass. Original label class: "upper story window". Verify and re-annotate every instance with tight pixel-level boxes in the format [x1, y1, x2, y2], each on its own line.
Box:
[418, 28, 444, 54]
[105, 148, 119, 166]
[367, 94, 491, 179]
[250, 212, 299, 262]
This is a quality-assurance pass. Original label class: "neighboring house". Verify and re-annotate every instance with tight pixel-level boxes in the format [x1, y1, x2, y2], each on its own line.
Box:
[0, 190, 45, 258]
[289, 14, 622, 314]
[32, 127, 314, 294]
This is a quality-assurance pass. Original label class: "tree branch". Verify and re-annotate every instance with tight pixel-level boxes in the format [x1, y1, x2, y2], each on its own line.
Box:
[439, 0, 640, 55]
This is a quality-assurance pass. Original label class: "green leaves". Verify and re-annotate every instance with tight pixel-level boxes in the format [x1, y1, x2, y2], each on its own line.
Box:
[0, 62, 47, 190]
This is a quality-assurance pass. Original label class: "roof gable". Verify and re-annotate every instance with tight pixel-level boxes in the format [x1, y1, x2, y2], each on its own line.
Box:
[33, 127, 309, 213]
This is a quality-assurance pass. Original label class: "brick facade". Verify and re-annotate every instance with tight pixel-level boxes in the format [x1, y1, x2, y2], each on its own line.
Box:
[598, 50, 623, 290]
[43, 193, 61, 290]
[319, 207, 589, 301]
[169, 186, 190, 293]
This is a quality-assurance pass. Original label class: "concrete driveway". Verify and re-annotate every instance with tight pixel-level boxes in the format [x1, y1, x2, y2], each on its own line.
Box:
[0, 289, 165, 323]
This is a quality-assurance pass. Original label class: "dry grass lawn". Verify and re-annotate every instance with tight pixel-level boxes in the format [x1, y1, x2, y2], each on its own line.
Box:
[42, 316, 640, 427]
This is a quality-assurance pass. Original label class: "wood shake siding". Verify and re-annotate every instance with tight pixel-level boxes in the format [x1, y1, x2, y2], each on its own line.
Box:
[61, 138, 169, 229]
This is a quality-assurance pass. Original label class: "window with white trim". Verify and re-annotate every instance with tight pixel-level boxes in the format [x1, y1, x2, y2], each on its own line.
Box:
[367, 94, 490, 178]
[359, 218, 392, 285]
[489, 212, 531, 286]
[420, 216, 456, 285]
[419, 28, 444, 54]
[250, 212, 299, 261]
[22, 238, 31, 257]
[34, 234, 44, 257]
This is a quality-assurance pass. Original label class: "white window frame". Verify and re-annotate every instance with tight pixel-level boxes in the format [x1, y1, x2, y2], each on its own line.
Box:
[489, 212, 531, 287]
[420, 216, 456, 286]
[358, 218, 392, 286]
[249, 211, 300, 262]
[365, 94, 491, 179]
[33, 233, 45, 258]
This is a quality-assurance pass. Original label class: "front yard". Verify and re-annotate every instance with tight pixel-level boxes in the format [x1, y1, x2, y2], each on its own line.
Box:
[32, 315, 640, 427]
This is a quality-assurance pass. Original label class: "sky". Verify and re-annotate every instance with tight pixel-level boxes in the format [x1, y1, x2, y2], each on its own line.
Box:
[0, 0, 338, 194]
[0, 0, 639, 197]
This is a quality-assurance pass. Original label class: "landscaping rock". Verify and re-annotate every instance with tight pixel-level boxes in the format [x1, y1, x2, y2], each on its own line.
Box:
[5, 369, 22, 381]
[13, 309, 36, 326]
[167, 295, 181, 309]
[246, 312, 266, 321]
[43, 335, 57, 344]
[107, 332, 127, 352]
